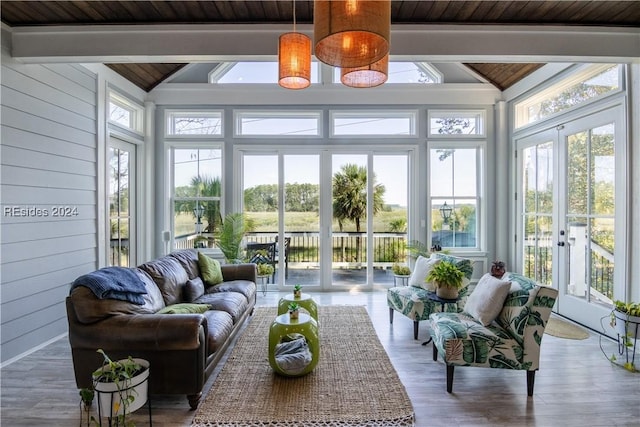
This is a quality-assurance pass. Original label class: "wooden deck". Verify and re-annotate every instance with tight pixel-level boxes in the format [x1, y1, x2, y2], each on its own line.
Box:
[1, 290, 638, 426]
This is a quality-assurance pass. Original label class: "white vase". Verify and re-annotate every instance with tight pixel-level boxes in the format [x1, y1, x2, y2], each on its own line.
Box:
[94, 358, 150, 418]
[613, 311, 640, 339]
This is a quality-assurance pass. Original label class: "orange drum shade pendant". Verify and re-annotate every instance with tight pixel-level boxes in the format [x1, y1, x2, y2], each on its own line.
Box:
[341, 54, 388, 88]
[314, 0, 391, 69]
[279, 1, 311, 90]
[279, 32, 312, 89]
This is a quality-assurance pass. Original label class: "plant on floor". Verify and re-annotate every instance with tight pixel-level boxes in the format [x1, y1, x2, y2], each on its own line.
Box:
[392, 263, 411, 276]
[426, 260, 465, 299]
[293, 284, 302, 298]
[91, 349, 149, 427]
[256, 263, 274, 277]
[79, 387, 94, 427]
[215, 213, 254, 263]
[288, 302, 300, 320]
[608, 300, 640, 372]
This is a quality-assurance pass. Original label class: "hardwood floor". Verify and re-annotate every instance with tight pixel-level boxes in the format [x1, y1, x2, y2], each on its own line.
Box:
[1, 290, 639, 426]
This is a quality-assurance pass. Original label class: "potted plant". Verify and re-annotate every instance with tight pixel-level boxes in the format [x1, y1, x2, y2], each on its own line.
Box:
[392, 263, 411, 277]
[79, 387, 94, 427]
[426, 260, 465, 299]
[92, 349, 150, 426]
[215, 213, 254, 263]
[288, 302, 300, 320]
[293, 284, 302, 298]
[256, 263, 274, 277]
[609, 300, 640, 372]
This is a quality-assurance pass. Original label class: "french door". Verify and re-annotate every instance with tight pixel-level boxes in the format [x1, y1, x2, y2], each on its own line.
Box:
[241, 149, 410, 290]
[517, 106, 627, 332]
[108, 138, 137, 267]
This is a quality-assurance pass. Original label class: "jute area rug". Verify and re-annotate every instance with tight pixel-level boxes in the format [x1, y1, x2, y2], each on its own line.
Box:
[192, 305, 415, 427]
[545, 316, 590, 340]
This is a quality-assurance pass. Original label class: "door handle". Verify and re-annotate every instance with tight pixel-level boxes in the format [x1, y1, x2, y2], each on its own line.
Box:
[557, 242, 565, 247]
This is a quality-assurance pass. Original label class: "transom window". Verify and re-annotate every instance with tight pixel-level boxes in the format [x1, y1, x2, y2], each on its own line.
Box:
[330, 111, 417, 137]
[235, 111, 322, 137]
[108, 90, 143, 133]
[515, 64, 621, 129]
[166, 111, 223, 137]
[210, 61, 320, 84]
[332, 61, 443, 84]
[428, 110, 485, 137]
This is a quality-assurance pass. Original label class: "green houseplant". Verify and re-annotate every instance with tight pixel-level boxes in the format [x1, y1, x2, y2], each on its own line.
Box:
[392, 263, 411, 276]
[215, 213, 253, 263]
[256, 263, 274, 277]
[609, 300, 640, 372]
[288, 302, 300, 320]
[293, 284, 302, 298]
[426, 260, 465, 299]
[91, 349, 150, 427]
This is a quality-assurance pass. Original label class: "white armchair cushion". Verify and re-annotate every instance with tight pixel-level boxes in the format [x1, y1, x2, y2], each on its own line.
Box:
[408, 256, 440, 291]
[464, 273, 511, 326]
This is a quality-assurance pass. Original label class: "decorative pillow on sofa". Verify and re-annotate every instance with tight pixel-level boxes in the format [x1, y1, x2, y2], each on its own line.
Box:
[464, 272, 511, 326]
[184, 277, 205, 302]
[198, 251, 223, 287]
[408, 256, 440, 291]
[157, 303, 211, 314]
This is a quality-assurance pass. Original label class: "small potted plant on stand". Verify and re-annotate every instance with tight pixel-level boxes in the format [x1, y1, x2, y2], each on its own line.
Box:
[426, 260, 465, 300]
[609, 300, 640, 372]
[392, 263, 411, 287]
[293, 284, 302, 299]
[78, 387, 94, 427]
[288, 302, 300, 320]
[92, 349, 150, 426]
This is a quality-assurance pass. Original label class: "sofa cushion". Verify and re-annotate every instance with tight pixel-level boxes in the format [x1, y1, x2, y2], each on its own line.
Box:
[169, 249, 201, 279]
[184, 277, 206, 302]
[204, 310, 234, 355]
[195, 291, 249, 323]
[409, 256, 440, 290]
[207, 280, 256, 302]
[198, 251, 224, 286]
[464, 273, 511, 326]
[157, 303, 211, 314]
[70, 269, 164, 324]
[139, 256, 189, 306]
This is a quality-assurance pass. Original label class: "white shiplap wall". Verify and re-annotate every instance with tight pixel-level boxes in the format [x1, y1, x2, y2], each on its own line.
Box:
[0, 51, 97, 364]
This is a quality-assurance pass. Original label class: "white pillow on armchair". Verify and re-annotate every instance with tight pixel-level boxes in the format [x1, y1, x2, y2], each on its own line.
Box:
[408, 255, 440, 291]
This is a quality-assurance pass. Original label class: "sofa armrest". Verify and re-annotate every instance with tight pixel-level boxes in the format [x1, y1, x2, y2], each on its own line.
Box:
[68, 313, 207, 351]
[221, 263, 257, 283]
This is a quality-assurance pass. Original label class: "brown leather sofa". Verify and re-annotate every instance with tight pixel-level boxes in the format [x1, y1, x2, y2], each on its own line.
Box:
[66, 249, 257, 409]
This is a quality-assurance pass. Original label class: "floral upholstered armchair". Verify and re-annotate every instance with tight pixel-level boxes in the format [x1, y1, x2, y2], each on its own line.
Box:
[387, 253, 474, 340]
[429, 272, 558, 396]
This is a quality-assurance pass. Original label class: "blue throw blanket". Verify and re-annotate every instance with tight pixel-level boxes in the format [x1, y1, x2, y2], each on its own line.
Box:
[71, 267, 148, 305]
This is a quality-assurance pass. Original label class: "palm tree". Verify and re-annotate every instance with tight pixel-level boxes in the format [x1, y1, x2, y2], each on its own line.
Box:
[190, 175, 223, 234]
[332, 163, 385, 262]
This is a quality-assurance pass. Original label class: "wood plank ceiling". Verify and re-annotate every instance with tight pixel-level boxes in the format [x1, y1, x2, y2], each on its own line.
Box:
[2, 1, 639, 91]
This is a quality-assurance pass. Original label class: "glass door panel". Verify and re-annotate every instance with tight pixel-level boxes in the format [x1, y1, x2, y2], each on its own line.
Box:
[108, 141, 135, 267]
[373, 155, 409, 286]
[284, 155, 321, 287]
[521, 141, 554, 285]
[331, 154, 368, 286]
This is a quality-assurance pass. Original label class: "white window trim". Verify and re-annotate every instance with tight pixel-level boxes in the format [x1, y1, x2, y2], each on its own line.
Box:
[329, 110, 418, 138]
[415, 62, 443, 84]
[165, 109, 224, 138]
[234, 110, 323, 138]
[107, 89, 144, 135]
[428, 109, 486, 138]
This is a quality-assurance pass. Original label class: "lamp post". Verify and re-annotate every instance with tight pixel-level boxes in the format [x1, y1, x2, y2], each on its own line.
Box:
[193, 204, 205, 235]
[439, 202, 453, 231]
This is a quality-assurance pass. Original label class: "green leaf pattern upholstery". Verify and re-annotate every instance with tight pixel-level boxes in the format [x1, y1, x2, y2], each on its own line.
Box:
[430, 272, 558, 372]
[387, 254, 474, 327]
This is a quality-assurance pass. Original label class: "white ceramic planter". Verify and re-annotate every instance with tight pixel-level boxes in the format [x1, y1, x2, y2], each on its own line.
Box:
[612, 311, 640, 339]
[93, 358, 150, 418]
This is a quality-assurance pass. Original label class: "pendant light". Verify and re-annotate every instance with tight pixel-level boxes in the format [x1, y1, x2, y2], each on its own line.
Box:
[314, 0, 391, 69]
[278, 0, 311, 90]
[341, 54, 388, 88]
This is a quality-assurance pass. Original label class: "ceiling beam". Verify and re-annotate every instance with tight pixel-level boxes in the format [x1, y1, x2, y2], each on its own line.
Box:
[8, 23, 640, 64]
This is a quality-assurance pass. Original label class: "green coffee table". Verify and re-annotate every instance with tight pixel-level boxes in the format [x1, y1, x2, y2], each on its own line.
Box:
[268, 313, 320, 377]
[277, 293, 318, 321]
